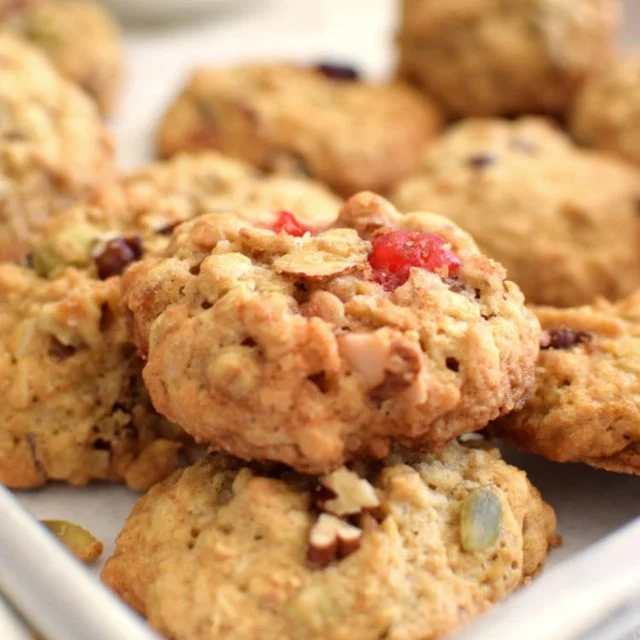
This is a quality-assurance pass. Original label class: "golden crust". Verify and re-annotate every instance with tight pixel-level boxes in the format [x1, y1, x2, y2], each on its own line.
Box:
[102, 441, 556, 640]
[123, 192, 540, 473]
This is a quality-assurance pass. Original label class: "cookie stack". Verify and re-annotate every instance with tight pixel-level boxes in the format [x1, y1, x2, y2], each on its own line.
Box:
[101, 191, 558, 639]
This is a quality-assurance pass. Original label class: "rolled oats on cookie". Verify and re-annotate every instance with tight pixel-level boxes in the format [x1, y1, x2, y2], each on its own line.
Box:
[123, 192, 540, 473]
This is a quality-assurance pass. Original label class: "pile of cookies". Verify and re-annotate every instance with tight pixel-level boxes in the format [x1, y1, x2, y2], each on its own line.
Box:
[1, 0, 639, 638]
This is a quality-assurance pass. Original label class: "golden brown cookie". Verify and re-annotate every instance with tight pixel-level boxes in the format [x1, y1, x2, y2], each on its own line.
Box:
[123, 192, 540, 474]
[102, 440, 557, 640]
[570, 56, 640, 167]
[1, 0, 124, 114]
[0, 32, 115, 262]
[492, 291, 640, 475]
[0, 262, 185, 490]
[396, 0, 617, 117]
[33, 152, 342, 276]
[392, 117, 640, 307]
[155, 63, 443, 196]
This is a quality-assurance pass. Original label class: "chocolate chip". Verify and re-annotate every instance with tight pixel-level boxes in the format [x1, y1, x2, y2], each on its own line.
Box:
[541, 327, 592, 350]
[92, 438, 111, 451]
[315, 62, 360, 81]
[47, 336, 76, 360]
[467, 153, 496, 169]
[445, 357, 460, 372]
[95, 235, 143, 280]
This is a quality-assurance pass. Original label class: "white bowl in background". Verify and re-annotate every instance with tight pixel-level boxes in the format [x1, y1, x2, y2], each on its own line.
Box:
[102, 0, 234, 24]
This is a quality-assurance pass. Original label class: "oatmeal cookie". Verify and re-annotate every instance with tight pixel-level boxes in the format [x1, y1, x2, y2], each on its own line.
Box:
[492, 291, 640, 475]
[396, 0, 617, 117]
[1, 0, 124, 114]
[102, 440, 557, 640]
[34, 152, 342, 276]
[0, 33, 115, 262]
[392, 117, 640, 307]
[0, 263, 185, 490]
[123, 192, 539, 474]
[155, 63, 443, 196]
[570, 56, 640, 167]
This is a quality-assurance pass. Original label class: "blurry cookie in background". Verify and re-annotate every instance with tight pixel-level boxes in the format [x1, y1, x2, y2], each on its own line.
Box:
[0, 0, 124, 115]
[396, 0, 617, 117]
[35, 151, 342, 276]
[492, 292, 640, 475]
[102, 441, 557, 640]
[0, 262, 186, 490]
[0, 32, 116, 263]
[155, 63, 443, 197]
[571, 56, 640, 167]
[392, 117, 640, 307]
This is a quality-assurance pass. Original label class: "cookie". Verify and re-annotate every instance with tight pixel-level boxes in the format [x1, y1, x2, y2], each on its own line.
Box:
[492, 291, 640, 475]
[0, 262, 186, 490]
[0, 33, 116, 262]
[1, 0, 124, 114]
[396, 0, 617, 117]
[102, 440, 557, 640]
[33, 152, 342, 276]
[392, 117, 640, 307]
[123, 191, 539, 474]
[155, 63, 443, 196]
[570, 56, 640, 167]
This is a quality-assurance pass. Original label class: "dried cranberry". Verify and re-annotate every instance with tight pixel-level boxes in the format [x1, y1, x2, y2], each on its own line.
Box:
[467, 153, 496, 169]
[368, 231, 461, 291]
[270, 211, 313, 237]
[95, 235, 143, 280]
[541, 328, 592, 350]
[315, 62, 360, 81]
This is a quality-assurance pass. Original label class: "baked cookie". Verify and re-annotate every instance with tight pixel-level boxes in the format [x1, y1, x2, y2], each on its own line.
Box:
[570, 56, 640, 167]
[1, 0, 124, 114]
[396, 0, 617, 117]
[33, 152, 342, 275]
[392, 117, 640, 307]
[492, 291, 640, 475]
[123, 192, 540, 474]
[155, 63, 443, 196]
[0, 262, 185, 490]
[0, 33, 115, 262]
[102, 440, 557, 640]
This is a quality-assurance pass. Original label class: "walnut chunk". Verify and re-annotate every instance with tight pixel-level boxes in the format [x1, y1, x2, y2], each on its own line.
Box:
[307, 513, 362, 567]
[318, 467, 380, 516]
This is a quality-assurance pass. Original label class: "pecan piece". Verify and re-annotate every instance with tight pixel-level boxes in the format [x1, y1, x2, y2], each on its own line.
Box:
[317, 467, 380, 517]
[307, 514, 362, 567]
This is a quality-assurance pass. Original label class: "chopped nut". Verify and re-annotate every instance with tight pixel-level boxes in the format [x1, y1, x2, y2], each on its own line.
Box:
[307, 513, 362, 567]
[42, 520, 103, 563]
[460, 488, 503, 552]
[318, 467, 380, 516]
[541, 327, 592, 350]
[94, 235, 143, 279]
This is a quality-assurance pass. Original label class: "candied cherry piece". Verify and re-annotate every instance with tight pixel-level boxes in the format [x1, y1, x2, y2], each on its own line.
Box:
[368, 230, 461, 291]
[270, 211, 314, 237]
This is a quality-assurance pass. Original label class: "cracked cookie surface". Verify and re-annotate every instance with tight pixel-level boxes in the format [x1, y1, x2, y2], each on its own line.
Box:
[0, 32, 115, 262]
[492, 291, 640, 475]
[397, 0, 617, 117]
[570, 56, 640, 168]
[123, 192, 539, 473]
[155, 63, 443, 196]
[392, 117, 640, 307]
[0, 263, 185, 490]
[102, 440, 557, 640]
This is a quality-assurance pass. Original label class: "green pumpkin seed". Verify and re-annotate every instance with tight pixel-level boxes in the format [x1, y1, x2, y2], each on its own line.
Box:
[460, 487, 502, 552]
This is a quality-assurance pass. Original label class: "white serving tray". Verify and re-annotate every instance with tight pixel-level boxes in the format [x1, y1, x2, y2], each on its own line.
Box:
[11, 0, 640, 637]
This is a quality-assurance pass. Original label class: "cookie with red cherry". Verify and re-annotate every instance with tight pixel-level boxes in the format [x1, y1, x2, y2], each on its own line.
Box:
[123, 192, 540, 473]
